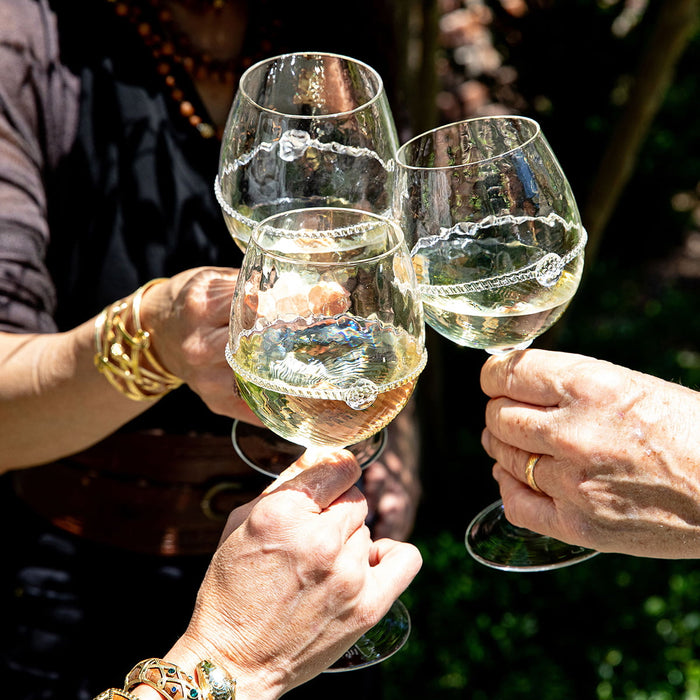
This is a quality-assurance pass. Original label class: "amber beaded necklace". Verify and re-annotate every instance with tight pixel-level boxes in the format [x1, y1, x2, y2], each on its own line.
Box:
[105, 0, 274, 139]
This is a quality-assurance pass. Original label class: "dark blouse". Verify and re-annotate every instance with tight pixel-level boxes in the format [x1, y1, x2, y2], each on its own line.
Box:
[0, 2, 399, 696]
[0, 0, 402, 433]
[0, 0, 244, 433]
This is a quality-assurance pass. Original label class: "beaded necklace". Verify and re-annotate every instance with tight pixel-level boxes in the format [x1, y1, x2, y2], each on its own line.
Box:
[105, 0, 276, 139]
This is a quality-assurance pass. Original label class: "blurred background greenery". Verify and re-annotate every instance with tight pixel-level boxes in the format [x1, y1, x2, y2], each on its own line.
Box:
[380, 1, 700, 698]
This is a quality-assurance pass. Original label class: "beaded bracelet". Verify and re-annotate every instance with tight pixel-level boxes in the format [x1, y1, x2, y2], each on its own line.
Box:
[195, 659, 237, 700]
[123, 658, 236, 700]
[94, 279, 184, 401]
[94, 690, 141, 700]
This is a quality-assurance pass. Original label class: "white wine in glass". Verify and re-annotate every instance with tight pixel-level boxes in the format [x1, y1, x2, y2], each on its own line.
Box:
[395, 115, 597, 571]
[415, 215, 584, 354]
[226, 207, 427, 668]
[216, 51, 401, 475]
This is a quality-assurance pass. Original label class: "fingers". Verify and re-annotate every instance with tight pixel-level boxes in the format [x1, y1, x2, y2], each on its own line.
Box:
[220, 449, 362, 544]
[171, 267, 239, 310]
[482, 428, 553, 495]
[493, 464, 557, 537]
[366, 538, 422, 603]
[265, 448, 363, 512]
[483, 397, 554, 456]
[480, 348, 590, 405]
[482, 427, 532, 483]
[145, 268, 237, 379]
[204, 269, 240, 306]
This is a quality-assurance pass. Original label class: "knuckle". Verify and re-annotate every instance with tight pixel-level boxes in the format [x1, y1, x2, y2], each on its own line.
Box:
[501, 497, 527, 529]
[181, 334, 212, 368]
[566, 359, 628, 403]
[246, 494, 293, 535]
[354, 600, 382, 630]
[302, 527, 344, 572]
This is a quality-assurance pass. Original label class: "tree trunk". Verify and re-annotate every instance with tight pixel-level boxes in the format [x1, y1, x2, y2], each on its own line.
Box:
[582, 0, 700, 273]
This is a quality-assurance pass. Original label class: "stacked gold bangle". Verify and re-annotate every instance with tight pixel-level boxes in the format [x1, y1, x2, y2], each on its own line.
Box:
[94, 658, 236, 700]
[94, 279, 184, 401]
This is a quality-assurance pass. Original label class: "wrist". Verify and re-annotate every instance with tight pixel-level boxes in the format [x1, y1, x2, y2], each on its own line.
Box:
[129, 686, 162, 700]
[93, 636, 289, 700]
[93, 278, 183, 401]
[164, 636, 284, 700]
[134, 278, 181, 381]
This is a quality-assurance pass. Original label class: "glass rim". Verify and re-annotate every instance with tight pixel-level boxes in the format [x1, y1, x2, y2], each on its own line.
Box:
[238, 51, 386, 119]
[248, 206, 406, 265]
[395, 114, 542, 171]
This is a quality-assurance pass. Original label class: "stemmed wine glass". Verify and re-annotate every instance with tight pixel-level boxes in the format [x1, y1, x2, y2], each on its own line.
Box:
[231, 418, 387, 478]
[394, 115, 597, 572]
[215, 51, 399, 253]
[216, 50, 399, 472]
[225, 206, 427, 669]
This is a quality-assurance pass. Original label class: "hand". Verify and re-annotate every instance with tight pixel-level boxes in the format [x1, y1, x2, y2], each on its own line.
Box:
[363, 401, 422, 540]
[166, 449, 423, 700]
[0, 267, 263, 471]
[480, 349, 700, 559]
[138, 267, 262, 423]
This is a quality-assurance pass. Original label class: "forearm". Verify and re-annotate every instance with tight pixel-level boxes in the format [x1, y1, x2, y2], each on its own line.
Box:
[0, 321, 151, 471]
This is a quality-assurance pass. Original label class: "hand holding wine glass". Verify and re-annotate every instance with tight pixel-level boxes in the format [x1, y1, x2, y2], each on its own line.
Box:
[394, 115, 596, 571]
[481, 348, 700, 560]
[225, 206, 427, 668]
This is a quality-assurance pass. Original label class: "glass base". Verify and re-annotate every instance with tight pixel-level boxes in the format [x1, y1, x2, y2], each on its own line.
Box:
[231, 420, 388, 478]
[465, 499, 599, 572]
[325, 599, 411, 672]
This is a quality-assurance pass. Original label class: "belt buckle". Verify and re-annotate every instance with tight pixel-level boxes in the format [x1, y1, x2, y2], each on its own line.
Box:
[200, 480, 246, 522]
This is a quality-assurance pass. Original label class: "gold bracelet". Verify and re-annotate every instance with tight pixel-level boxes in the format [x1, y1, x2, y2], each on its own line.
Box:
[196, 659, 237, 700]
[124, 658, 236, 700]
[94, 690, 141, 700]
[94, 279, 184, 401]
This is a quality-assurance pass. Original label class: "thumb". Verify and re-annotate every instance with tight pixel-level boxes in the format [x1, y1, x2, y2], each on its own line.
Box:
[264, 448, 362, 511]
[219, 449, 362, 544]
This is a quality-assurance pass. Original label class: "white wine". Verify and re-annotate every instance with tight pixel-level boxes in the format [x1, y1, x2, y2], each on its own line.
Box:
[411, 215, 585, 353]
[221, 196, 352, 252]
[228, 315, 425, 447]
[421, 269, 580, 353]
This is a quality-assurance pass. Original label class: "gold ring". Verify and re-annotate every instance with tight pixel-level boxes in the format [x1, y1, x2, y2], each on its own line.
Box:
[525, 453, 543, 493]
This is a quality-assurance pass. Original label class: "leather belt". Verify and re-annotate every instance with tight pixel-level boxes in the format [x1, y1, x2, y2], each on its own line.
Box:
[11, 431, 271, 556]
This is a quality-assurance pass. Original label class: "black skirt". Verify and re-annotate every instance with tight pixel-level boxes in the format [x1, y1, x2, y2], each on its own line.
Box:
[0, 473, 382, 699]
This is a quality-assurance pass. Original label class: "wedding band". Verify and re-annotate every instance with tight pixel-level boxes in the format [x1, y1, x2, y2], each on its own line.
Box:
[525, 453, 543, 493]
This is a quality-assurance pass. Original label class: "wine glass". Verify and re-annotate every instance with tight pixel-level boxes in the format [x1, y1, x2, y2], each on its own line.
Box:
[215, 50, 399, 471]
[394, 115, 598, 571]
[215, 51, 399, 253]
[231, 418, 387, 478]
[225, 206, 427, 669]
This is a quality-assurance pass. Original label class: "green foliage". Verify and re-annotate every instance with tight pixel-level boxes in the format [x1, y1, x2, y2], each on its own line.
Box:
[380, 2, 700, 697]
[384, 540, 700, 699]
